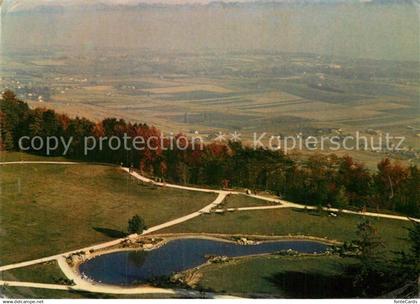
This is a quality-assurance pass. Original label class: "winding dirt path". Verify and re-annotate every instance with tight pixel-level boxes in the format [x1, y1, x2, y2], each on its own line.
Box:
[0, 160, 418, 297]
[1, 161, 417, 222]
[214, 205, 286, 212]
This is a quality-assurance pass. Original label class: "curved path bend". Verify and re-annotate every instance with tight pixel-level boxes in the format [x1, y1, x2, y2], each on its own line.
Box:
[0, 190, 228, 273]
[121, 167, 420, 223]
[0, 278, 239, 298]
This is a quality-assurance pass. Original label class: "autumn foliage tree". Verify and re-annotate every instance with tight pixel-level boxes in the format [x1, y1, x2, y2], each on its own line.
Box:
[1, 90, 418, 217]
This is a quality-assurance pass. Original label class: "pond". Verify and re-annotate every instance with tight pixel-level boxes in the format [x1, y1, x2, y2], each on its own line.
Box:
[79, 238, 329, 285]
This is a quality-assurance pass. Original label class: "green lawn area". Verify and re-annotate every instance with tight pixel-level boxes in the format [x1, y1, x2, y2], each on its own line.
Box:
[0, 163, 215, 265]
[0, 261, 69, 285]
[159, 208, 410, 254]
[222, 194, 277, 208]
[0, 152, 68, 162]
[197, 255, 358, 298]
[0, 286, 180, 299]
[0, 153, 412, 299]
[0, 286, 83, 299]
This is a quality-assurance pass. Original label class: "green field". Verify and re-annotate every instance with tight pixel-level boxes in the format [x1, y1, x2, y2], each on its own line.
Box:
[221, 194, 277, 208]
[159, 208, 410, 253]
[0, 163, 215, 265]
[0, 261, 69, 285]
[0, 255, 357, 298]
[0, 153, 414, 299]
[0, 286, 84, 299]
[0, 152, 68, 162]
[5, 47, 419, 168]
[197, 255, 358, 297]
[0, 286, 180, 299]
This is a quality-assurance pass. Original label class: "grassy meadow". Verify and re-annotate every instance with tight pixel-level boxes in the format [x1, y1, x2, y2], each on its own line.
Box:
[0, 286, 179, 299]
[197, 255, 358, 297]
[0, 261, 68, 285]
[0, 153, 414, 299]
[221, 194, 278, 209]
[159, 208, 411, 254]
[0, 162, 215, 265]
[0, 152, 68, 162]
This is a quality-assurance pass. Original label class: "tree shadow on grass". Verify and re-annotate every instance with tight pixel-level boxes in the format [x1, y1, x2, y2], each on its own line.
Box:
[265, 271, 356, 298]
[93, 227, 127, 238]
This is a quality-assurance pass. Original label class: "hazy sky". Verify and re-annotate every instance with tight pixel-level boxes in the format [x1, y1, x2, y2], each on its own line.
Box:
[3, 0, 417, 12]
[2, 0, 419, 61]
[2, 0, 268, 14]
[4, 0, 268, 12]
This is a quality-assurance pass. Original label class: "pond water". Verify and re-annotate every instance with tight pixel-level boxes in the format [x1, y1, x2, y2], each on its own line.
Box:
[79, 238, 329, 285]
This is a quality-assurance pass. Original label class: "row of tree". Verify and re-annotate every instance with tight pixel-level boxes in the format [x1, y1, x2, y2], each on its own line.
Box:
[1, 90, 418, 216]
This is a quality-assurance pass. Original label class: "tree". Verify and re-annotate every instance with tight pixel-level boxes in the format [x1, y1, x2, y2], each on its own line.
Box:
[128, 215, 146, 234]
[390, 221, 420, 297]
[354, 218, 384, 262]
[42, 109, 61, 137]
[28, 110, 44, 137]
[2, 131, 15, 150]
[345, 219, 386, 297]
[1, 90, 30, 149]
[374, 158, 409, 212]
[337, 156, 371, 207]
[334, 186, 349, 209]
[2, 90, 17, 101]
[0, 90, 417, 218]
[398, 166, 420, 217]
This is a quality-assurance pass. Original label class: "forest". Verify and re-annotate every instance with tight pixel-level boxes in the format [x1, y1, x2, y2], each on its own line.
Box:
[1, 90, 418, 217]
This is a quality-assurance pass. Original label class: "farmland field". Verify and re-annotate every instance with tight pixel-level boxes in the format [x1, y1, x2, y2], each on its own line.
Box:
[3, 49, 419, 167]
